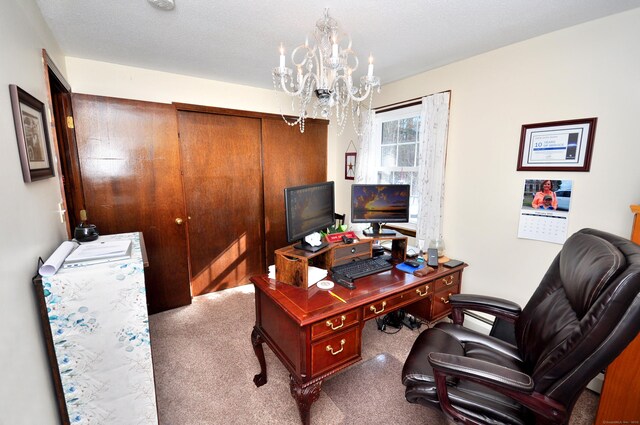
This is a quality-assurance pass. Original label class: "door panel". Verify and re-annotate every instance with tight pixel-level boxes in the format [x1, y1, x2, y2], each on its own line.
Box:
[72, 94, 191, 313]
[262, 118, 328, 265]
[178, 111, 265, 295]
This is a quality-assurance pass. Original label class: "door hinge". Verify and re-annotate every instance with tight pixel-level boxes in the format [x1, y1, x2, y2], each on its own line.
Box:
[66, 116, 74, 129]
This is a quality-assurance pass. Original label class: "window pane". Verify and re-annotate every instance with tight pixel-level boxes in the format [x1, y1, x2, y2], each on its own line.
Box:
[381, 121, 397, 145]
[398, 117, 419, 143]
[398, 144, 417, 167]
[390, 171, 409, 185]
[380, 146, 397, 167]
[377, 171, 392, 183]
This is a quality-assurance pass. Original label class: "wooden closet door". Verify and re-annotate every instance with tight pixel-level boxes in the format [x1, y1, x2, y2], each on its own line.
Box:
[262, 118, 328, 266]
[177, 111, 265, 295]
[72, 94, 191, 314]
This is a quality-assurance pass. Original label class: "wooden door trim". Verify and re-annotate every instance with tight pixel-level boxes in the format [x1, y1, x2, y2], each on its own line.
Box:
[44, 49, 70, 91]
[43, 49, 86, 238]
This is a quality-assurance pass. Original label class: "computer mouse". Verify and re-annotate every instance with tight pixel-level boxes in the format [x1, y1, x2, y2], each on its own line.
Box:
[404, 260, 420, 267]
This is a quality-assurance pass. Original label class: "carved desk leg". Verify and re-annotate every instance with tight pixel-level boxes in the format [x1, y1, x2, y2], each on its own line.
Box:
[251, 327, 268, 387]
[289, 375, 321, 425]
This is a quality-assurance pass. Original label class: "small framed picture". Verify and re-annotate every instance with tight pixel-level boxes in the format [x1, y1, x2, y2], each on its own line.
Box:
[9, 84, 55, 182]
[345, 152, 356, 180]
[517, 117, 597, 172]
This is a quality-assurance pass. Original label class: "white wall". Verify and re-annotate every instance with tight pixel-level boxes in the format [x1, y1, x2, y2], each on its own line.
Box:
[336, 8, 640, 306]
[0, 0, 68, 423]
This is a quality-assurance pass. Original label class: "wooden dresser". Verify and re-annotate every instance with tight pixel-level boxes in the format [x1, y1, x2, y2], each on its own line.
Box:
[594, 205, 640, 424]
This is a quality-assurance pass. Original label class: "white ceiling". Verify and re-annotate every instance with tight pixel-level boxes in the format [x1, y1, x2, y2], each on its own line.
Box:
[35, 0, 640, 90]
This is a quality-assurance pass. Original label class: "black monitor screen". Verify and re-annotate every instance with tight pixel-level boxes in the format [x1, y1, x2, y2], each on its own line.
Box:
[351, 184, 410, 235]
[284, 181, 335, 251]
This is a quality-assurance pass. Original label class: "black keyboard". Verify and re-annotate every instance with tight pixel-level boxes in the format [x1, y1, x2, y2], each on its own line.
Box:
[331, 257, 393, 282]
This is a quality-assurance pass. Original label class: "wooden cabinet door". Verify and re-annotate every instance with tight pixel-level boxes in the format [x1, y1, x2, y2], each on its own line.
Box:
[177, 110, 265, 295]
[595, 205, 640, 423]
[261, 118, 328, 265]
[72, 94, 191, 314]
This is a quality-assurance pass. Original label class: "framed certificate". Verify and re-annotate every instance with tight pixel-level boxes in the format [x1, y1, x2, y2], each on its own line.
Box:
[517, 118, 597, 172]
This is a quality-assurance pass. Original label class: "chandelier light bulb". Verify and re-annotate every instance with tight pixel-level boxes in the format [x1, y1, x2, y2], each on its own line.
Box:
[279, 43, 285, 69]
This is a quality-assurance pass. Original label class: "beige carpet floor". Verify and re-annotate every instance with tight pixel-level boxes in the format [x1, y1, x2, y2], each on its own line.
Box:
[149, 284, 599, 425]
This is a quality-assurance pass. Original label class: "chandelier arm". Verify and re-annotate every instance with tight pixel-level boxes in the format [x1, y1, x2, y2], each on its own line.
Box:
[276, 72, 319, 97]
[332, 75, 375, 103]
[291, 44, 313, 68]
[342, 48, 359, 74]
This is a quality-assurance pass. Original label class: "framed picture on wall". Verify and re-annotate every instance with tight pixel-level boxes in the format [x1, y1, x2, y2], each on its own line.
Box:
[9, 84, 55, 182]
[345, 152, 356, 180]
[517, 117, 597, 172]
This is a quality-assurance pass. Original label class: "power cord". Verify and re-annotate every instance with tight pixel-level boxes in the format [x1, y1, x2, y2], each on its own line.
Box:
[376, 309, 422, 333]
[376, 316, 402, 334]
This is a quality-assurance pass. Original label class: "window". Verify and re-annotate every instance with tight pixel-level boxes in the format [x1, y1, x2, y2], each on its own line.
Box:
[356, 92, 450, 241]
[371, 105, 422, 224]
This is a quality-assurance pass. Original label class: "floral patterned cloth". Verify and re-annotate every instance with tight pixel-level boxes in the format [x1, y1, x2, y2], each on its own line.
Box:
[41, 232, 158, 424]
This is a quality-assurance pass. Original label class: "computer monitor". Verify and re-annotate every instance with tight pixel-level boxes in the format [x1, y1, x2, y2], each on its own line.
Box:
[284, 181, 335, 252]
[351, 184, 410, 236]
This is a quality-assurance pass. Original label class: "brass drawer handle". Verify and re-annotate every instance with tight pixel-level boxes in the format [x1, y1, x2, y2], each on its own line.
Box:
[416, 285, 430, 297]
[442, 275, 454, 286]
[326, 339, 346, 356]
[369, 301, 387, 314]
[326, 315, 346, 330]
[440, 293, 453, 304]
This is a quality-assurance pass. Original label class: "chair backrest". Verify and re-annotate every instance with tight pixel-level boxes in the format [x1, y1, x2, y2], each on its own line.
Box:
[515, 228, 640, 406]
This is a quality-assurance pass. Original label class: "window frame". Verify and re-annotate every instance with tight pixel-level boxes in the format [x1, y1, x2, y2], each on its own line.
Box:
[371, 104, 422, 226]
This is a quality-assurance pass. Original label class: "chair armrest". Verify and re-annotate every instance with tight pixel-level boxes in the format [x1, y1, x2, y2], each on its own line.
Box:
[427, 352, 568, 424]
[448, 294, 521, 325]
[428, 352, 532, 392]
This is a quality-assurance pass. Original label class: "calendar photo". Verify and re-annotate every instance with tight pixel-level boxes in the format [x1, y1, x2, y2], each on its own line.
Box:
[518, 179, 573, 244]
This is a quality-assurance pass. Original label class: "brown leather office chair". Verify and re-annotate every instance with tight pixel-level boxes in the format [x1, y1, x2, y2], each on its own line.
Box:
[402, 228, 640, 424]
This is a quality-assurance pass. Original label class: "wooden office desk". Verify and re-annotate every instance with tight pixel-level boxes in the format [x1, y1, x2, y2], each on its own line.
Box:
[250, 262, 466, 425]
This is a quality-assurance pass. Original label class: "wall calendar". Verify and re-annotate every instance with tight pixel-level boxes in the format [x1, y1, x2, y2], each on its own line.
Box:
[517, 179, 573, 244]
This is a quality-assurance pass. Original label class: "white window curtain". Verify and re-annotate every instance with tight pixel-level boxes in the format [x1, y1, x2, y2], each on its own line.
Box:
[354, 111, 377, 184]
[415, 91, 451, 245]
[354, 91, 451, 244]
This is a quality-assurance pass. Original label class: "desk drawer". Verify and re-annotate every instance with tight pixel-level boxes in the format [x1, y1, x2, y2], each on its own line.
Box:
[363, 283, 432, 321]
[432, 283, 460, 319]
[311, 327, 360, 377]
[311, 309, 360, 341]
[332, 241, 372, 268]
[435, 272, 459, 292]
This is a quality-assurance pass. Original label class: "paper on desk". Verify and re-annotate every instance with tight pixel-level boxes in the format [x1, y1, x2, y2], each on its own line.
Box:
[65, 240, 131, 263]
[308, 266, 327, 287]
[39, 241, 78, 276]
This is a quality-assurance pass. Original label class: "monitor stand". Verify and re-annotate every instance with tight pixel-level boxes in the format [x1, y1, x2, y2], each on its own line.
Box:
[363, 223, 396, 237]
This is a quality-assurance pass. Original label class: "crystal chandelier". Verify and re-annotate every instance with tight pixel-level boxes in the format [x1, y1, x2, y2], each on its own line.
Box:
[272, 9, 380, 134]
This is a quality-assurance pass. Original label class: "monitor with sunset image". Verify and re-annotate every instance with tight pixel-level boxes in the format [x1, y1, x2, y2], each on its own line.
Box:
[351, 184, 411, 236]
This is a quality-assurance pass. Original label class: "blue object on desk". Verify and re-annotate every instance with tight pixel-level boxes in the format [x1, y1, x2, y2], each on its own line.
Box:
[396, 262, 425, 274]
